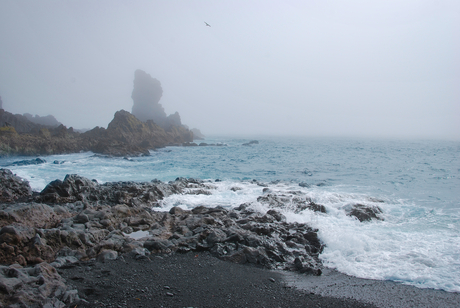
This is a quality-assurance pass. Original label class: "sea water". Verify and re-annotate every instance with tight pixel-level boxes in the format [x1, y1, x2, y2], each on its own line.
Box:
[1, 136, 459, 292]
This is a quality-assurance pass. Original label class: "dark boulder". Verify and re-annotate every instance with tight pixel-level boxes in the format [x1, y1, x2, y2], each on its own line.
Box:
[0, 169, 32, 202]
[307, 202, 327, 213]
[40, 174, 97, 203]
[9, 158, 46, 166]
[346, 204, 384, 222]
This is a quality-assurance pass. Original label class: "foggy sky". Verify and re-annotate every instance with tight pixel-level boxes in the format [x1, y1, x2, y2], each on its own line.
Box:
[0, 1, 459, 139]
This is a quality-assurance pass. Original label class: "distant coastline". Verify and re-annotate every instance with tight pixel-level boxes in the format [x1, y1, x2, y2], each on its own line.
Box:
[0, 70, 206, 157]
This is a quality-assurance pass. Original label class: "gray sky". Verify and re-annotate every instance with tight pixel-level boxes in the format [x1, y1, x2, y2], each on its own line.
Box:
[0, 1, 459, 139]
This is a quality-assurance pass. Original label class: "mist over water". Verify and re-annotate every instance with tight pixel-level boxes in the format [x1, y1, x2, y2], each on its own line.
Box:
[0, 1, 459, 139]
[2, 136, 459, 292]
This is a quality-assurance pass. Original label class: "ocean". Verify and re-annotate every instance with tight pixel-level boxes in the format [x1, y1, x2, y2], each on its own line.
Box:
[2, 136, 459, 292]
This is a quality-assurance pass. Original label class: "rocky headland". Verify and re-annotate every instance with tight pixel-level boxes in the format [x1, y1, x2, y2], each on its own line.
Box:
[0, 70, 198, 157]
[0, 167, 389, 307]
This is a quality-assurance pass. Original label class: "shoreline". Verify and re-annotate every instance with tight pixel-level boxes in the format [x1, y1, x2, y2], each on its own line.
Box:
[282, 267, 460, 308]
[58, 252, 460, 308]
[1, 169, 458, 307]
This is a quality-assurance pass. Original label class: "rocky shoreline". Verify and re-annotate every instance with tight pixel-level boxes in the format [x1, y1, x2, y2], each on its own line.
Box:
[1, 168, 329, 306]
[1, 169, 458, 307]
[0, 109, 193, 157]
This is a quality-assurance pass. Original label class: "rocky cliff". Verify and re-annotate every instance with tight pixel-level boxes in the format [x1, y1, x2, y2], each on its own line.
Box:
[81, 110, 193, 156]
[0, 69, 198, 157]
[131, 69, 187, 130]
[0, 109, 192, 157]
[23, 113, 62, 127]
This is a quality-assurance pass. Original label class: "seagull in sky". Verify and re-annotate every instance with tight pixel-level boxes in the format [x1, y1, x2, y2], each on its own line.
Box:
[204, 22, 211, 27]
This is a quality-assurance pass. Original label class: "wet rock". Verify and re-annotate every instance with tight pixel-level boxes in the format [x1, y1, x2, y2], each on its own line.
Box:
[307, 202, 327, 213]
[0, 172, 340, 305]
[346, 204, 384, 222]
[8, 157, 46, 166]
[0, 169, 32, 202]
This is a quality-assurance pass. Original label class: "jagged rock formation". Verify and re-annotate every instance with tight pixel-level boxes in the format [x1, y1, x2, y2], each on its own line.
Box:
[0, 109, 193, 157]
[0, 112, 82, 156]
[0, 109, 44, 134]
[131, 69, 185, 129]
[0, 96, 3, 109]
[0, 70, 199, 157]
[81, 110, 192, 156]
[23, 113, 62, 127]
[0, 170, 388, 306]
[131, 69, 166, 123]
[0, 169, 32, 202]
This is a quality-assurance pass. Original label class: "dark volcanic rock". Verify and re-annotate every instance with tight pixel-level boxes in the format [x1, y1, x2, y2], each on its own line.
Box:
[0, 172, 371, 306]
[9, 157, 46, 166]
[346, 204, 384, 222]
[0, 262, 81, 307]
[0, 169, 32, 202]
[0, 109, 43, 134]
[81, 110, 193, 156]
[0, 109, 83, 156]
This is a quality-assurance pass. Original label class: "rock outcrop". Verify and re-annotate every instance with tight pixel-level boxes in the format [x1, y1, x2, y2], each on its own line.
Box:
[346, 204, 384, 222]
[0, 109, 45, 134]
[0, 262, 81, 307]
[131, 69, 165, 123]
[81, 110, 193, 156]
[0, 169, 387, 306]
[0, 169, 32, 202]
[0, 70, 198, 157]
[131, 69, 186, 130]
[0, 171, 331, 306]
[0, 109, 193, 157]
[23, 113, 62, 127]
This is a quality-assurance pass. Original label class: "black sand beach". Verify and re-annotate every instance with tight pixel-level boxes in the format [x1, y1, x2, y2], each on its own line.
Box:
[59, 251, 460, 308]
[59, 252, 378, 308]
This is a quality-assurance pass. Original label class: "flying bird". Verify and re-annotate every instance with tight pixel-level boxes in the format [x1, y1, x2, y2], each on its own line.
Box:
[204, 22, 211, 27]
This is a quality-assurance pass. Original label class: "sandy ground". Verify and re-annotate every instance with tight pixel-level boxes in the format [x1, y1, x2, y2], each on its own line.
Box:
[59, 252, 378, 308]
[282, 267, 460, 308]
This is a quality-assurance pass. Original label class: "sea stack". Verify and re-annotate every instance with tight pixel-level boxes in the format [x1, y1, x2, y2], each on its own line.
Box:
[131, 69, 166, 124]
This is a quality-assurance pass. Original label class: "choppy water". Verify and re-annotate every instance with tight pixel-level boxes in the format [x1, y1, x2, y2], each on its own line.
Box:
[2, 136, 459, 292]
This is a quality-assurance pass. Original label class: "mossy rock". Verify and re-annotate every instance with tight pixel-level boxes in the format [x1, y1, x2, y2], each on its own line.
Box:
[0, 126, 17, 135]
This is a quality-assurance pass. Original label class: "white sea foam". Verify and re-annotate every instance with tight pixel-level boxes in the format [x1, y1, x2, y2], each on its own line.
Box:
[159, 181, 460, 292]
